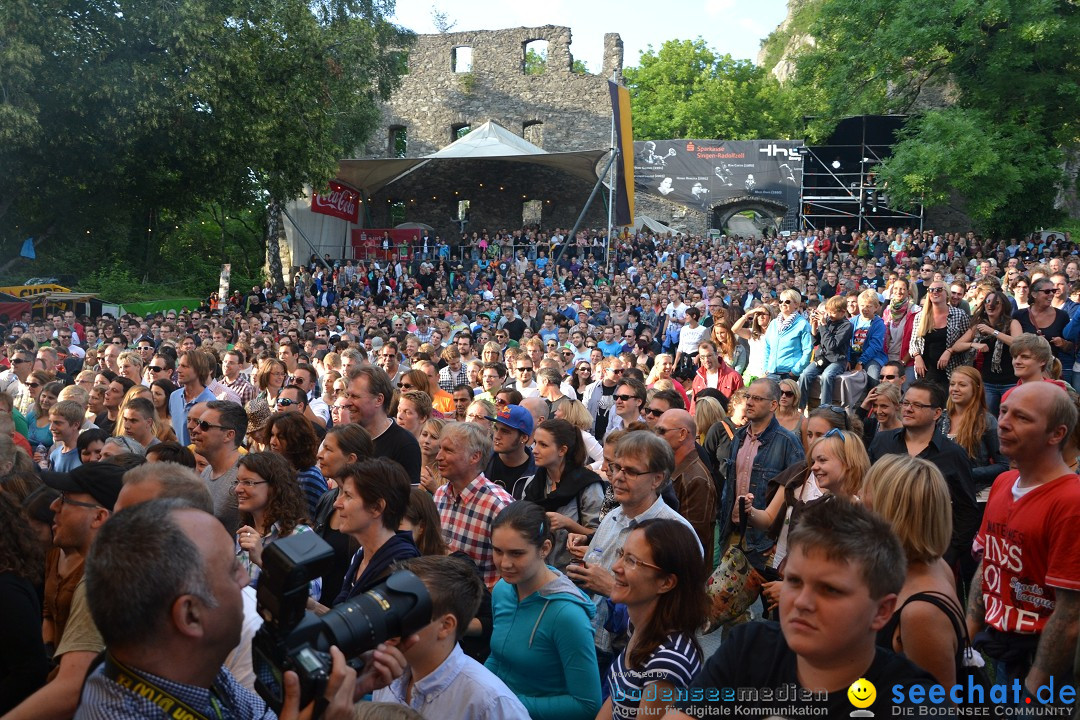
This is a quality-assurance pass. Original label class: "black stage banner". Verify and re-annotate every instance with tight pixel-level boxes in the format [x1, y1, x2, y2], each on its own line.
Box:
[633, 139, 805, 226]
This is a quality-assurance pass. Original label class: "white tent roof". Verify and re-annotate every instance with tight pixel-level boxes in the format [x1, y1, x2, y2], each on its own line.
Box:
[335, 121, 607, 195]
[633, 214, 680, 235]
[428, 121, 546, 158]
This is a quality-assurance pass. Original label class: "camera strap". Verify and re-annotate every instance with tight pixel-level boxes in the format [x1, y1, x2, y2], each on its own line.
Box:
[103, 653, 225, 720]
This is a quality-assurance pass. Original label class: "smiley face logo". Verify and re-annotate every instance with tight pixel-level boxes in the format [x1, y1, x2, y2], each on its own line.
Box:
[847, 678, 876, 709]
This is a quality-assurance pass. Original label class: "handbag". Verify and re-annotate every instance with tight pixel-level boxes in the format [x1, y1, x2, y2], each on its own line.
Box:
[704, 498, 764, 633]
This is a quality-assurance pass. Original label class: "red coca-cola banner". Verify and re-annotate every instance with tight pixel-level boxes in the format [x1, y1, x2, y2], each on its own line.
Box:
[311, 181, 360, 223]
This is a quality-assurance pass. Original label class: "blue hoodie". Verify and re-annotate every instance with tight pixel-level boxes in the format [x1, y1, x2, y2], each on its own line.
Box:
[485, 569, 601, 720]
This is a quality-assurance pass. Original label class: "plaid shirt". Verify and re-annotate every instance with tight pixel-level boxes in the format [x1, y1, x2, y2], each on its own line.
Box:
[435, 473, 513, 587]
[438, 363, 469, 393]
[908, 304, 971, 375]
[219, 374, 256, 406]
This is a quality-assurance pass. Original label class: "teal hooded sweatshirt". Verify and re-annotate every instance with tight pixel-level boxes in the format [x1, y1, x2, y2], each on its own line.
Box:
[485, 568, 601, 720]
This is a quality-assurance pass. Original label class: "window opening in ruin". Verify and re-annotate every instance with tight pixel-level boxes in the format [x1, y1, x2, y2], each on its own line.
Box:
[452, 123, 471, 142]
[523, 200, 542, 227]
[523, 120, 543, 148]
[389, 126, 407, 158]
[451, 46, 473, 73]
[523, 40, 548, 75]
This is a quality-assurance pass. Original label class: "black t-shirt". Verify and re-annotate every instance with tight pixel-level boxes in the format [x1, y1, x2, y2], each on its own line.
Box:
[677, 622, 935, 717]
[484, 448, 536, 492]
[1013, 307, 1070, 359]
[502, 317, 527, 342]
[372, 420, 422, 484]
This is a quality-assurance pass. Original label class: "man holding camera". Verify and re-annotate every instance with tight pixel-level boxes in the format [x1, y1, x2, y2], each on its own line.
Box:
[75, 499, 408, 720]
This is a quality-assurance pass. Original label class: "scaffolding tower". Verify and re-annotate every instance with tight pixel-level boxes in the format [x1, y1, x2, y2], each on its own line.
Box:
[799, 116, 923, 232]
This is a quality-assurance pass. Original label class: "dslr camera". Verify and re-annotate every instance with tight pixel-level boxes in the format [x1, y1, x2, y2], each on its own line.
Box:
[251, 532, 431, 713]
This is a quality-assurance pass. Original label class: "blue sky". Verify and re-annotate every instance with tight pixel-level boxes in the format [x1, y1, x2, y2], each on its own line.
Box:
[389, 0, 791, 72]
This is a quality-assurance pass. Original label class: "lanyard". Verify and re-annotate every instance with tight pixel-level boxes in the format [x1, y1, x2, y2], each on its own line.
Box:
[103, 654, 224, 720]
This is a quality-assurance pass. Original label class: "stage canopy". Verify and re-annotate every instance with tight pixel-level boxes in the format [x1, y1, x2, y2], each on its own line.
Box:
[334, 121, 608, 195]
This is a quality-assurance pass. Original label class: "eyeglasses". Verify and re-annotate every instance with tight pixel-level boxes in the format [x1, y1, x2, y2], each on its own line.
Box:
[608, 462, 655, 480]
[745, 394, 774, 403]
[613, 394, 637, 402]
[779, 390, 795, 398]
[275, 398, 298, 407]
[614, 547, 664, 572]
[196, 420, 230, 432]
[900, 400, 936, 411]
[58, 493, 103, 510]
[644, 407, 665, 418]
[232, 479, 268, 489]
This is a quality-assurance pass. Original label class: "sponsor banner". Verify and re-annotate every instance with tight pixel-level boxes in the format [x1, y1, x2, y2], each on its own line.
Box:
[311, 181, 361, 223]
[633, 139, 805, 224]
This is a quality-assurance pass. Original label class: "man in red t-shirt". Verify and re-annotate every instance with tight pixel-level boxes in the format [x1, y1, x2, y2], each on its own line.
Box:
[968, 382, 1080, 698]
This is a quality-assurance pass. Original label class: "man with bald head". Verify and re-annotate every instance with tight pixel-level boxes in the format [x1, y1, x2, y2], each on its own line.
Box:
[655, 409, 716, 567]
[967, 382, 1080, 700]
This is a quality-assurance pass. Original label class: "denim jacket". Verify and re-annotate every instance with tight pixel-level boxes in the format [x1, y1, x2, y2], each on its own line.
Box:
[719, 416, 806, 570]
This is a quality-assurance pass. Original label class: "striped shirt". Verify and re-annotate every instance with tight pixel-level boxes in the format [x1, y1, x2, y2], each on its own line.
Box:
[609, 631, 702, 719]
[435, 473, 513, 587]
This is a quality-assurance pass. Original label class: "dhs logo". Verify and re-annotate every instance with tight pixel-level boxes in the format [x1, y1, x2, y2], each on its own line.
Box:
[759, 144, 804, 161]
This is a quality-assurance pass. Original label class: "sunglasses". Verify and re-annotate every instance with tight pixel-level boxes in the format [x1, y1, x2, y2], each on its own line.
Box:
[196, 420, 229, 432]
[880, 374, 899, 381]
[397, 382, 415, 390]
[780, 389, 795, 397]
[818, 405, 851, 429]
[928, 287, 945, 293]
[275, 398, 298, 407]
[643, 407, 664, 417]
[148, 366, 166, 373]
[27, 382, 41, 389]
[613, 394, 636, 402]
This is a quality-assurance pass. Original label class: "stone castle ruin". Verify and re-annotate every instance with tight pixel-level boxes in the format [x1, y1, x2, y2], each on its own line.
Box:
[358, 26, 630, 241]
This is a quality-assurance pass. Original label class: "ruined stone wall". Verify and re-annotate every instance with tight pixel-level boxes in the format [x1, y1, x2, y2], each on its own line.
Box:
[359, 26, 624, 241]
[363, 26, 622, 158]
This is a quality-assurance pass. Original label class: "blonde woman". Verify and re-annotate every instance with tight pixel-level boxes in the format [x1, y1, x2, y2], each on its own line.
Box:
[740, 427, 869, 613]
[862, 455, 960, 687]
[117, 350, 144, 385]
[910, 279, 969, 385]
[763, 289, 813, 381]
[552, 399, 604, 465]
[418, 417, 446, 494]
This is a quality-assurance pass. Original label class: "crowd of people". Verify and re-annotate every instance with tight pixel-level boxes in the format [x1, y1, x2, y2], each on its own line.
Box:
[0, 223, 1078, 718]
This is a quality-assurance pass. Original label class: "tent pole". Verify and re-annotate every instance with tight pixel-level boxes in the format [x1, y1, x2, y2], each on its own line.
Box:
[553, 151, 617, 269]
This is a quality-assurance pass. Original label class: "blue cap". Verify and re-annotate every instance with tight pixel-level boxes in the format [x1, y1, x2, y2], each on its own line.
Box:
[494, 405, 534, 436]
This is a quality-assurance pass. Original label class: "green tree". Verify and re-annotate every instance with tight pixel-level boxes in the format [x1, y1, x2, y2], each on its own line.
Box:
[789, 0, 1080, 235]
[0, 0, 411, 289]
[623, 38, 798, 141]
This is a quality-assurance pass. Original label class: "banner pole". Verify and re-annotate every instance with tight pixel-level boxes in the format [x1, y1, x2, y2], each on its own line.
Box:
[606, 74, 617, 277]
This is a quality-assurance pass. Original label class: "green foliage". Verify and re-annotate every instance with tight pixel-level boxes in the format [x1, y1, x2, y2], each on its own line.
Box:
[460, 72, 476, 94]
[524, 47, 546, 75]
[789, 0, 1080, 234]
[624, 38, 798, 141]
[0, 0, 412, 288]
[572, 59, 589, 75]
[758, 0, 825, 74]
